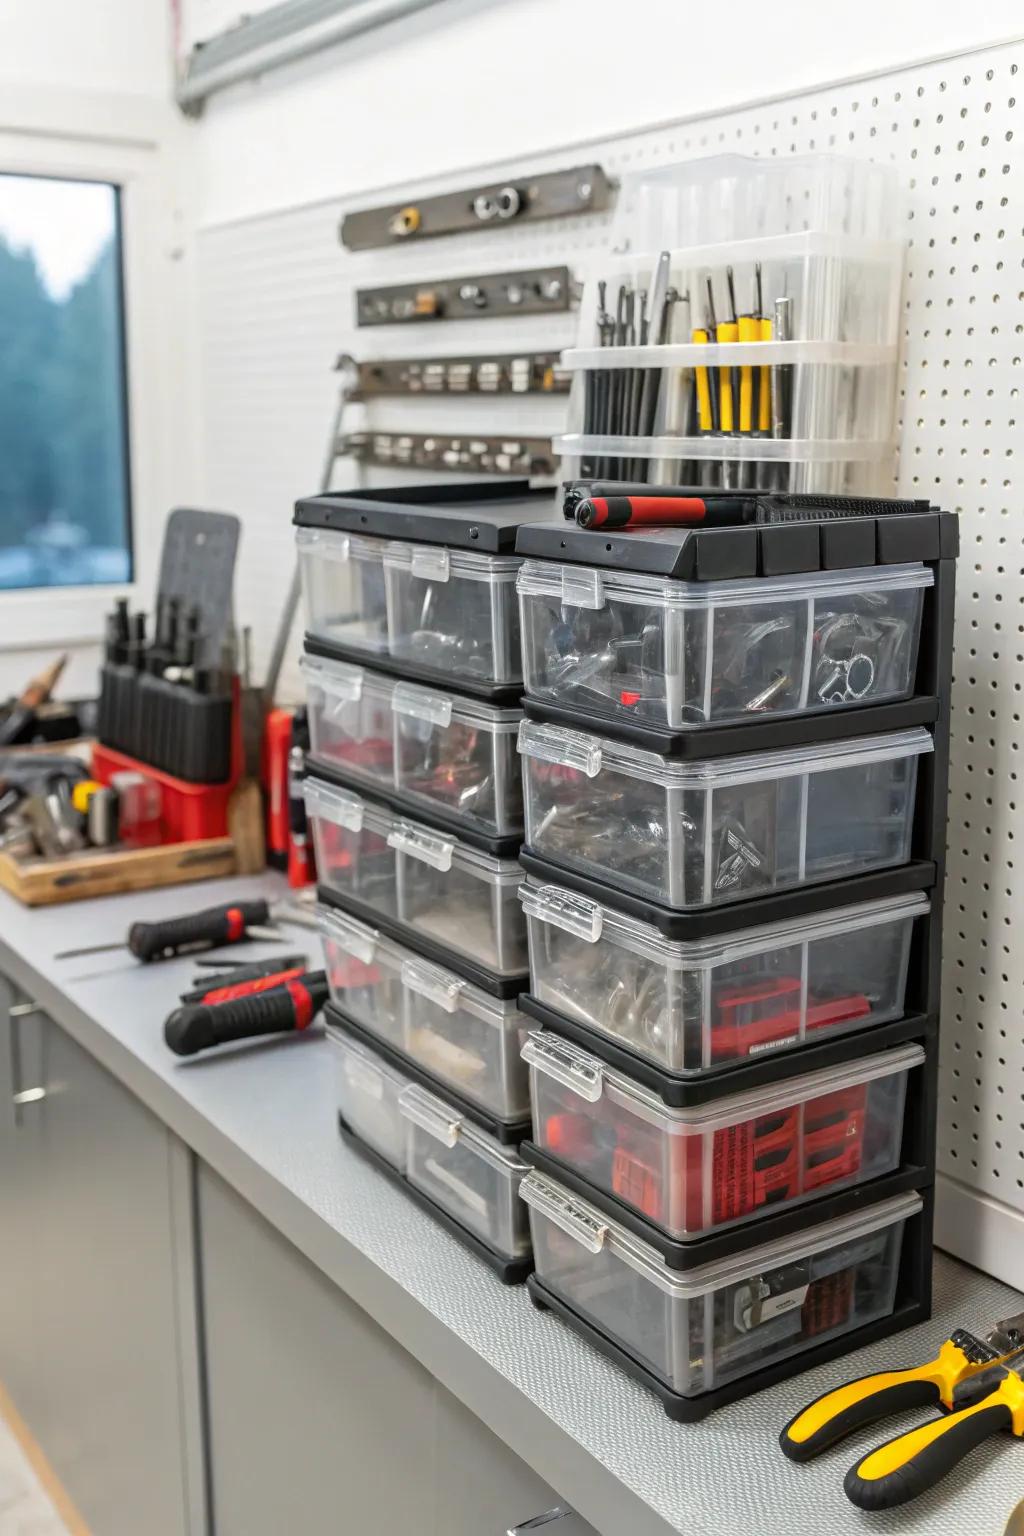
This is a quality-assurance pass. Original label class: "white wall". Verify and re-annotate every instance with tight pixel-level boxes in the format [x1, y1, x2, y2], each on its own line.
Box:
[188, 0, 1024, 225]
[0, 0, 198, 706]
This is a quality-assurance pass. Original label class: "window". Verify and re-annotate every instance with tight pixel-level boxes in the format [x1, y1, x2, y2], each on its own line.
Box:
[0, 174, 132, 591]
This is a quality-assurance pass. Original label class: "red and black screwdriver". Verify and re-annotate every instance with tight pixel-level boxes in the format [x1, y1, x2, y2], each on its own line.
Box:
[55, 899, 286, 963]
[575, 494, 759, 530]
[179, 953, 309, 1005]
[164, 970, 329, 1056]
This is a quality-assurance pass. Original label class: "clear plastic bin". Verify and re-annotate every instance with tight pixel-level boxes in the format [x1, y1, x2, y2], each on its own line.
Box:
[305, 777, 400, 917]
[611, 154, 903, 253]
[383, 541, 523, 686]
[297, 526, 389, 654]
[392, 681, 523, 836]
[521, 881, 929, 1074]
[401, 953, 531, 1118]
[522, 1170, 919, 1397]
[318, 902, 406, 1049]
[555, 439, 895, 498]
[523, 1031, 923, 1237]
[317, 902, 531, 1117]
[301, 653, 396, 791]
[306, 777, 528, 976]
[517, 562, 931, 731]
[329, 1024, 408, 1171]
[399, 1084, 531, 1260]
[519, 723, 931, 909]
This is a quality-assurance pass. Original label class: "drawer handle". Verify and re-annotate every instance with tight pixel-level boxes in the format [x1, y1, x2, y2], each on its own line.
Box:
[401, 959, 464, 1012]
[398, 1084, 461, 1147]
[521, 1031, 604, 1102]
[387, 824, 454, 871]
[519, 1173, 607, 1253]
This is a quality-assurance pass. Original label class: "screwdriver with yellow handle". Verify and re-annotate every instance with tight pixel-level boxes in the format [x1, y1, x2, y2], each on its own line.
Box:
[780, 1311, 1024, 1510]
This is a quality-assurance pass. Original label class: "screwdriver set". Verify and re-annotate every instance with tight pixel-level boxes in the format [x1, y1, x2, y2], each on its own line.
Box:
[556, 155, 904, 495]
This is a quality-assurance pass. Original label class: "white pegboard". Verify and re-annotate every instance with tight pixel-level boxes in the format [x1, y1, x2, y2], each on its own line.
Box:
[195, 37, 1024, 1281]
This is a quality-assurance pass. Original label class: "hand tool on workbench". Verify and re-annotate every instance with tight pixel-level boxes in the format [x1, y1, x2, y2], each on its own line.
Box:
[53, 898, 298, 962]
[179, 953, 309, 1004]
[780, 1310, 1024, 1509]
[0, 655, 68, 748]
[164, 969, 328, 1056]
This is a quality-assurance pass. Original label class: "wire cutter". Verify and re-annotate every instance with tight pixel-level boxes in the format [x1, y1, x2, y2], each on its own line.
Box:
[779, 1310, 1024, 1510]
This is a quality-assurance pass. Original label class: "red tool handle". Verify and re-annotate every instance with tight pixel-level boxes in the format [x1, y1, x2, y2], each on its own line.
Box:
[200, 966, 308, 1006]
[164, 971, 328, 1056]
[127, 900, 271, 962]
[577, 494, 761, 531]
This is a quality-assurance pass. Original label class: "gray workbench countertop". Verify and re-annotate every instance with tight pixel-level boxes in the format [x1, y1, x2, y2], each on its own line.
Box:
[1, 877, 1020, 1536]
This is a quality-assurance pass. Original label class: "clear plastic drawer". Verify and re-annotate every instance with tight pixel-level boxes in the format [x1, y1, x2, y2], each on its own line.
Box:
[401, 953, 530, 1119]
[524, 1030, 923, 1238]
[318, 903, 405, 1050]
[297, 526, 389, 655]
[383, 541, 523, 686]
[517, 561, 931, 732]
[519, 722, 932, 909]
[302, 653, 396, 792]
[400, 1084, 531, 1260]
[392, 681, 523, 837]
[305, 777, 400, 917]
[306, 777, 527, 976]
[521, 881, 929, 1074]
[329, 1024, 408, 1171]
[522, 1170, 919, 1397]
[317, 902, 530, 1118]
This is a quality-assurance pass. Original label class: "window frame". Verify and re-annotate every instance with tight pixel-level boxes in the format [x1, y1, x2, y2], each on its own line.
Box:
[0, 87, 196, 651]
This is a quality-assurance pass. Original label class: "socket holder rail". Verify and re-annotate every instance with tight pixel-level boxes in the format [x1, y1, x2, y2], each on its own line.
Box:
[356, 266, 573, 326]
[351, 353, 570, 397]
[338, 431, 556, 477]
[340, 163, 612, 250]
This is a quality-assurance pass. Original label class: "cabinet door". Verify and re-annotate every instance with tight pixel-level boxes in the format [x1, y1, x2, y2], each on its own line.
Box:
[198, 1163, 560, 1536]
[0, 975, 46, 1434]
[29, 1017, 197, 1536]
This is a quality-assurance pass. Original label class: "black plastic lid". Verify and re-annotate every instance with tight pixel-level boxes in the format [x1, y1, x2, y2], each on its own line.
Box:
[518, 847, 938, 939]
[520, 993, 935, 1108]
[521, 1141, 932, 1269]
[305, 753, 523, 859]
[326, 1004, 531, 1144]
[522, 693, 940, 759]
[338, 1115, 533, 1284]
[304, 633, 524, 706]
[515, 510, 959, 579]
[316, 885, 528, 1000]
[295, 481, 558, 551]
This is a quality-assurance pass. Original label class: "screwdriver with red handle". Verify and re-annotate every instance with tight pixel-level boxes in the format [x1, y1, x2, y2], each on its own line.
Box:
[179, 954, 309, 1004]
[164, 970, 329, 1056]
[54, 899, 287, 963]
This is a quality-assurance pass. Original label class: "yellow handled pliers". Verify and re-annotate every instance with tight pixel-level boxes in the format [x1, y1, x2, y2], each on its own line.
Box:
[780, 1312, 1024, 1510]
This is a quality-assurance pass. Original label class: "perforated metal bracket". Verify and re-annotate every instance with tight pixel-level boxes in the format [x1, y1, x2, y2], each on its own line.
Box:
[355, 266, 573, 326]
[351, 352, 570, 397]
[340, 164, 612, 250]
[338, 431, 555, 477]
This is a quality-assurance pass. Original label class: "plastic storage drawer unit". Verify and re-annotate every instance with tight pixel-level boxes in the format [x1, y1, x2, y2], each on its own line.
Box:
[383, 542, 523, 687]
[519, 722, 931, 910]
[522, 1170, 919, 1404]
[400, 1083, 531, 1262]
[391, 680, 523, 837]
[517, 562, 932, 732]
[330, 1025, 409, 1171]
[523, 1030, 923, 1238]
[303, 652, 523, 837]
[306, 777, 528, 977]
[301, 652, 396, 793]
[317, 903, 531, 1118]
[297, 526, 389, 655]
[520, 881, 929, 1074]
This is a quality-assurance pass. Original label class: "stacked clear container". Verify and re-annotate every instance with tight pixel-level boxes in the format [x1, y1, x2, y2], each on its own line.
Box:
[295, 487, 544, 1277]
[554, 154, 904, 494]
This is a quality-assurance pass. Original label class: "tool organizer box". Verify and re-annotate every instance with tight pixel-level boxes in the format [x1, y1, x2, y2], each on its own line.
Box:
[296, 483, 544, 1270]
[512, 499, 955, 1413]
